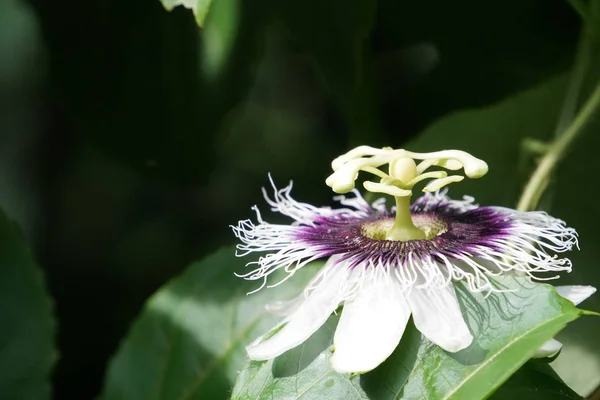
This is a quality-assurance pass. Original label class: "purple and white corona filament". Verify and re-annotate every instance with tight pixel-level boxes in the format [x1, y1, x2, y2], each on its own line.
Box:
[232, 147, 580, 373]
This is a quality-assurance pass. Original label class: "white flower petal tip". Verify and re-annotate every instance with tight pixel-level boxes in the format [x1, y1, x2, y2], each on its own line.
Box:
[330, 357, 376, 375]
[438, 332, 474, 353]
[330, 280, 411, 374]
[530, 286, 596, 360]
[533, 338, 563, 358]
[555, 285, 597, 306]
[246, 265, 347, 361]
[407, 286, 473, 353]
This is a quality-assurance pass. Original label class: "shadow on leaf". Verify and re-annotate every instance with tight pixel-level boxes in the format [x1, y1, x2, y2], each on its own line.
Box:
[272, 314, 340, 378]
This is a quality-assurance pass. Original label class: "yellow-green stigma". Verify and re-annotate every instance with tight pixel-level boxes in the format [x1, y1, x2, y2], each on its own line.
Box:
[361, 215, 447, 241]
[325, 146, 488, 242]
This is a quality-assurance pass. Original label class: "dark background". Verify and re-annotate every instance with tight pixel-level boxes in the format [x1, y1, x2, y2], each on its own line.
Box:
[0, 0, 584, 398]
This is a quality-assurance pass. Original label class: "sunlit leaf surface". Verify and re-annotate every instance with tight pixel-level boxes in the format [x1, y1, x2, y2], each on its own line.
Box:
[103, 247, 319, 400]
[233, 277, 581, 399]
[161, 0, 213, 27]
[408, 74, 600, 395]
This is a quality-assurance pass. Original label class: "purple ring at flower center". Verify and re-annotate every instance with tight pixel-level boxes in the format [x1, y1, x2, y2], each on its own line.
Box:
[294, 202, 514, 268]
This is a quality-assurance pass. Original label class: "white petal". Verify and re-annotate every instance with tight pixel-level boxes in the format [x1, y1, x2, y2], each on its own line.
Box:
[265, 293, 304, 318]
[555, 285, 597, 306]
[530, 286, 596, 359]
[407, 285, 473, 352]
[264, 255, 345, 319]
[331, 278, 410, 373]
[533, 338, 563, 358]
[246, 266, 347, 360]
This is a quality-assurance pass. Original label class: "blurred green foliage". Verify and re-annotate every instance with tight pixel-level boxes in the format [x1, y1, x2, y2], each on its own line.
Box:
[103, 248, 319, 399]
[1, 0, 599, 398]
[0, 210, 56, 400]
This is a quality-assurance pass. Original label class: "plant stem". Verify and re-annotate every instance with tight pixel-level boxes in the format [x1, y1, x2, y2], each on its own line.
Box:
[555, 28, 593, 135]
[517, 80, 600, 211]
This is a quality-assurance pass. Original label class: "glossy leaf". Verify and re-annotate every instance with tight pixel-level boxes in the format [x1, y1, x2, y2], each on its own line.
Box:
[232, 277, 582, 399]
[161, 0, 213, 27]
[407, 73, 600, 395]
[407, 74, 569, 206]
[0, 209, 56, 400]
[233, 315, 369, 400]
[491, 361, 581, 400]
[103, 246, 319, 400]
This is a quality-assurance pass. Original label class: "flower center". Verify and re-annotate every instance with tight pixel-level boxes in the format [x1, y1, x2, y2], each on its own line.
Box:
[361, 215, 448, 241]
[326, 146, 488, 242]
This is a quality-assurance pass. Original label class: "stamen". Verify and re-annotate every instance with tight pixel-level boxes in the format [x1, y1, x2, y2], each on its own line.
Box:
[423, 175, 465, 192]
[325, 146, 489, 242]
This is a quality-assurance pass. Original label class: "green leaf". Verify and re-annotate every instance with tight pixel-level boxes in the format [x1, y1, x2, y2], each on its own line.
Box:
[199, 0, 239, 81]
[233, 315, 369, 400]
[161, 0, 213, 28]
[232, 277, 582, 399]
[102, 246, 320, 400]
[0, 209, 56, 400]
[407, 74, 569, 206]
[406, 73, 600, 395]
[492, 361, 582, 400]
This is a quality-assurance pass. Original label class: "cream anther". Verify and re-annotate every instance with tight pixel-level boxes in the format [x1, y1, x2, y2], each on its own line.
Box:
[325, 146, 488, 242]
[363, 181, 412, 197]
[406, 171, 448, 188]
[423, 175, 464, 192]
[330, 146, 396, 171]
[326, 147, 488, 196]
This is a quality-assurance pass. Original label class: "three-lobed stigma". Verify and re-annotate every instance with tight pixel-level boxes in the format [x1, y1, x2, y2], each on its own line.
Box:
[325, 146, 489, 241]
